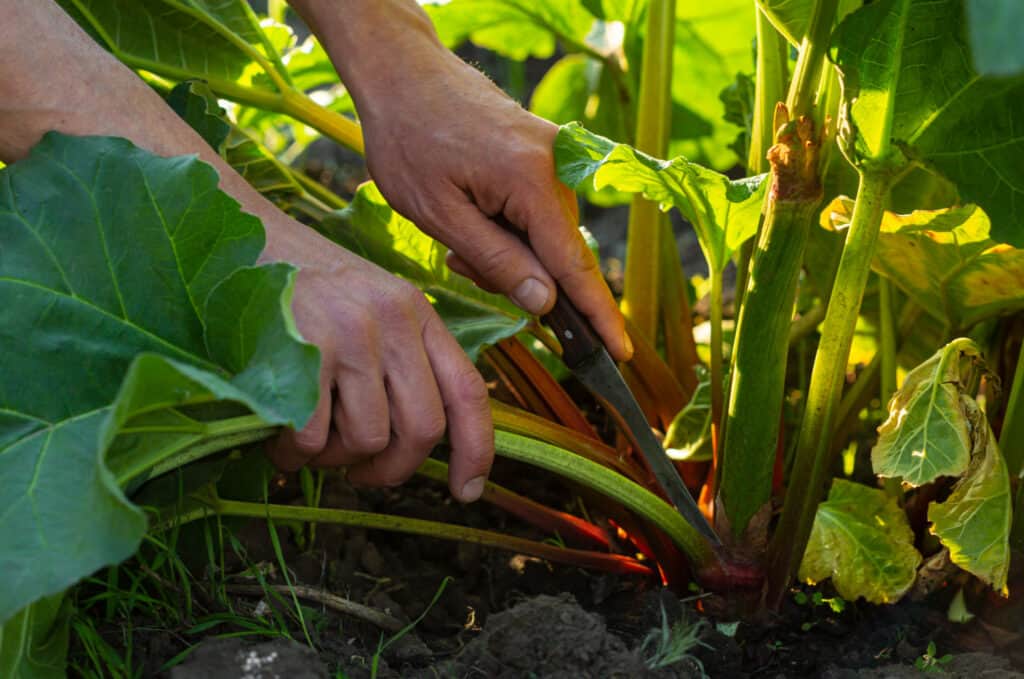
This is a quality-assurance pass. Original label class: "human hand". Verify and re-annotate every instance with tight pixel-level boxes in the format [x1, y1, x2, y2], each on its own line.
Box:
[263, 222, 494, 503]
[289, 0, 632, 362]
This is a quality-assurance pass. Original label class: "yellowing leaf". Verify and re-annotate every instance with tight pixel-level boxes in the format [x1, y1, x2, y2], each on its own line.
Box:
[871, 341, 977, 486]
[929, 399, 1012, 593]
[821, 197, 1024, 331]
[869, 338, 1012, 593]
[799, 479, 921, 604]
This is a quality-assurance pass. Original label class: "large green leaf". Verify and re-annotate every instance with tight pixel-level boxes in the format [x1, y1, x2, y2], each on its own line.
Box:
[929, 399, 1012, 593]
[422, 0, 596, 60]
[670, 0, 755, 169]
[871, 341, 976, 486]
[328, 182, 526, 360]
[799, 479, 921, 604]
[555, 123, 766, 274]
[0, 595, 70, 679]
[59, 0, 281, 93]
[0, 133, 318, 625]
[965, 0, 1024, 77]
[822, 197, 1024, 330]
[832, 0, 1024, 245]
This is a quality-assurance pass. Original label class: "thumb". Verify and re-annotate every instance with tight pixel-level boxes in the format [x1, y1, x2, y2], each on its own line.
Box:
[441, 202, 557, 315]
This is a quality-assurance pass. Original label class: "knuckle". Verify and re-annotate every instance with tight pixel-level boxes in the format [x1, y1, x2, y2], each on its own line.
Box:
[450, 368, 490, 410]
[342, 428, 390, 456]
[411, 414, 447, 450]
[291, 429, 325, 456]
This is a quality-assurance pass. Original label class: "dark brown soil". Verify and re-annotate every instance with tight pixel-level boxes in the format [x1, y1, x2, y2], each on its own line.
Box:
[102, 459, 1023, 679]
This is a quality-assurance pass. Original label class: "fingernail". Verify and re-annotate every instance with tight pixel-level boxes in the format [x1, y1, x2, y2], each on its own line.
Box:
[623, 330, 635, 359]
[460, 476, 486, 503]
[512, 278, 550, 314]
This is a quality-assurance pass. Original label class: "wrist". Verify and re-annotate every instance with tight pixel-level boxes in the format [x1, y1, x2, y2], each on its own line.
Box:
[288, 0, 451, 117]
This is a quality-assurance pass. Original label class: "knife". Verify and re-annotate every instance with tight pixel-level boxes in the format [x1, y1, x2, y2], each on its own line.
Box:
[493, 216, 720, 544]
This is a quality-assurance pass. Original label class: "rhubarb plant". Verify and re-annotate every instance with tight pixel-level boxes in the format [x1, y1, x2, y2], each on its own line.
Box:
[5, 0, 1024, 676]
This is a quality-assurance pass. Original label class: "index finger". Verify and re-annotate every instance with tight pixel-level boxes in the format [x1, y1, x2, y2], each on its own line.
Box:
[421, 314, 494, 502]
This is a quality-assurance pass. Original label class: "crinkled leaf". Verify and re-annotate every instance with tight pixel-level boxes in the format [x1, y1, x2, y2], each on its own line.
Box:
[719, 72, 754, 161]
[822, 197, 1024, 330]
[421, 0, 596, 60]
[832, 0, 1024, 245]
[799, 479, 922, 604]
[555, 123, 766, 272]
[0, 595, 70, 679]
[663, 367, 712, 462]
[329, 182, 526, 359]
[167, 81, 304, 205]
[929, 399, 1011, 593]
[871, 341, 977, 486]
[0, 134, 318, 625]
[59, 0, 282, 92]
[965, 0, 1024, 77]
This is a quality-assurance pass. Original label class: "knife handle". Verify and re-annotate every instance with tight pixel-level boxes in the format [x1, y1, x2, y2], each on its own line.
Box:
[491, 215, 606, 370]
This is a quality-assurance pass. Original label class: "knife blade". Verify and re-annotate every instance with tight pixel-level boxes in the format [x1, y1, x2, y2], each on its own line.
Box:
[491, 215, 719, 545]
[538, 290, 721, 546]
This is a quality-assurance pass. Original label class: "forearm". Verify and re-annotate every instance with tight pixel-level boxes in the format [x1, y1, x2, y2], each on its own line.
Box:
[286, 0, 453, 119]
[0, 0, 312, 262]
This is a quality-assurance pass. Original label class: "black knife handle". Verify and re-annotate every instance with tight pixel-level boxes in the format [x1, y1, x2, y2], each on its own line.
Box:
[491, 215, 605, 370]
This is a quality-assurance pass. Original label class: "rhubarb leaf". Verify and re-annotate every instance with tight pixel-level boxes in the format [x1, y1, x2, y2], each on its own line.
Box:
[0, 133, 318, 627]
[832, 0, 1024, 245]
[555, 123, 766, 273]
[928, 403, 1012, 593]
[799, 479, 921, 604]
[871, 341, 977, 486]
[822, 197, 1024, 330]
[329, 182, 526, 359]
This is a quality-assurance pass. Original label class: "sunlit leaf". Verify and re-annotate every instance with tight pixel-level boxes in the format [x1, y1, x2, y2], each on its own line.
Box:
[822, 197, 1024, 330]
[799, 479, 922, 604]
[555, 123, 766, 273]
[59, 0, 280, 92]
[832, 0, 1024, 245]
[871, 342, 976, 486]
[329, 183, 526, 359]
[670, 0, 756, 169]
[421, 0, 596, 60]
[756, 0, 862, 47]
[529, 54, 595, 125]
[663, 367, 712, 462]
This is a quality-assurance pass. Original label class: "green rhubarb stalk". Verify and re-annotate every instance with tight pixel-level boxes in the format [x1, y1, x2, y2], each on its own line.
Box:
[879, 276, 898, 401]
[182, 494, 653, 576]
[999, 337, 1024, 477]
[765, 168, 892, 606]
[719, 161, 821, 535]
[621, 0, 676, 342]
[494, 430, 715, 564]
[716, 0, 837, 535]
[733, 8, 789, 310]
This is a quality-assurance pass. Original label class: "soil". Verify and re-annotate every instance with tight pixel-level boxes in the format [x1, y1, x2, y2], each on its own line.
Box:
[98, 459, 1023, 679]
